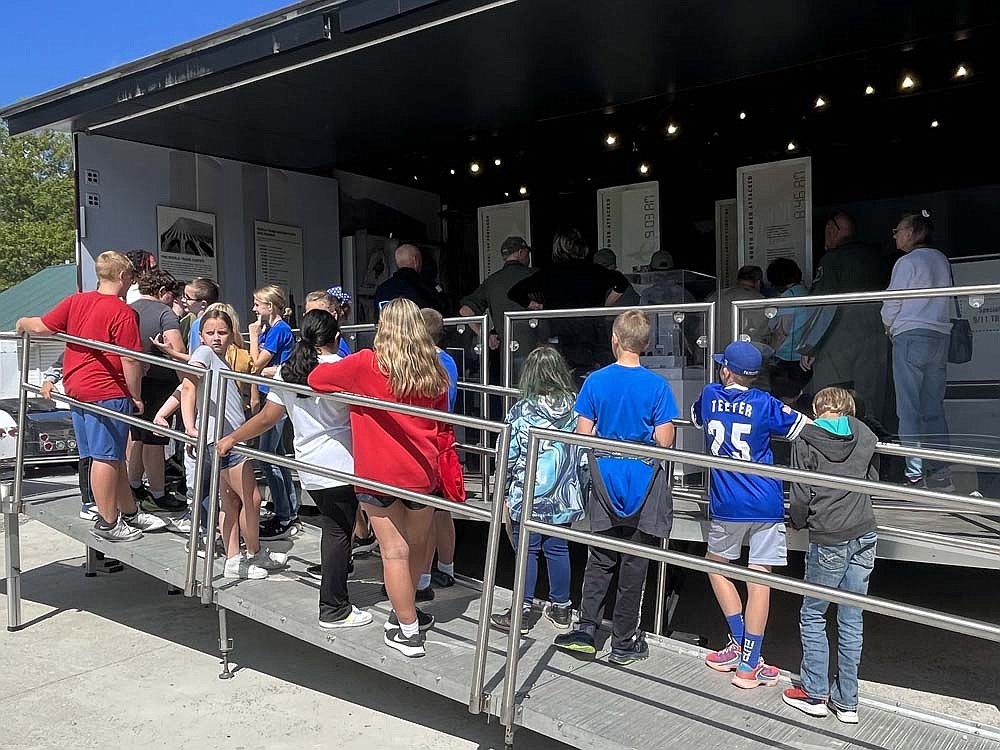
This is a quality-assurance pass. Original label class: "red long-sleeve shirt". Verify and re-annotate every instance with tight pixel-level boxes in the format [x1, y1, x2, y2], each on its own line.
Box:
[307, 348, 448, 495]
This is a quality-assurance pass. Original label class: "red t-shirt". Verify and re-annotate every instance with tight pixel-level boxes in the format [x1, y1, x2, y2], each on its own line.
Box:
[307, 348, 449, 495]
[41, 291, 142, 402]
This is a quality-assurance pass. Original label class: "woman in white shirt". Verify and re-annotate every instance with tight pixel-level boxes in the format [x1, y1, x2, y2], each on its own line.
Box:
[218, 310, 373, 629]
[881, 209, 954, 490]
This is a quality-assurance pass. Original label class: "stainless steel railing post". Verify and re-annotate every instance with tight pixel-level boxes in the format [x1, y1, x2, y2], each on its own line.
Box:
[184, 368, 215, 597]
[5, 331, 32, 630]
[200, 373, 229, 605]
[468, 422, 512, 714]
[500, 431, 540, 743]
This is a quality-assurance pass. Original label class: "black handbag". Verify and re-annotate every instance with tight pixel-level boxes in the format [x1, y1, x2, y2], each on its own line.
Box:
[948, 267, 973, 364]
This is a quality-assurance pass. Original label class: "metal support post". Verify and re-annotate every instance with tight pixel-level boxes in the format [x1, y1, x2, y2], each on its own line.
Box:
[500, 433, 540, 746]
[200, 374, 228, 605]
[85, 545, 98, 577]
[183, 369, 215, 597]
[5, 332, 32, 632]
[217, 605, 234, 679]
[468, 424, 512, 714]
[652, 536, 669, 635]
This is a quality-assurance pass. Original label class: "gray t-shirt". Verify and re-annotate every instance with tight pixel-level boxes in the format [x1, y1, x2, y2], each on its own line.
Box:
[189, 345, 245, 442]
[130, 297, 181, 382]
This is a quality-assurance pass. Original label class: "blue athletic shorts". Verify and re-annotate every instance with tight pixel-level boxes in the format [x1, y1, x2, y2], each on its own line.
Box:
[71, 398, 133, 461]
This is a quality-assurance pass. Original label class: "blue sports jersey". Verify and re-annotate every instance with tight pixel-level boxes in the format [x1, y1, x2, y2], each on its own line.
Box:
[691, 383, 807, 522]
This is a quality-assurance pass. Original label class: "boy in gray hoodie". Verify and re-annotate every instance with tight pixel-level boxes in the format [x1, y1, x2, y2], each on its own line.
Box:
[783, 387, 878, 725]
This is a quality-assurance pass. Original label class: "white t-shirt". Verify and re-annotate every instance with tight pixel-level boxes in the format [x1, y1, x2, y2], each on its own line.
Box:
[267, 353, 354, 489]
[190, 345, 246, 443]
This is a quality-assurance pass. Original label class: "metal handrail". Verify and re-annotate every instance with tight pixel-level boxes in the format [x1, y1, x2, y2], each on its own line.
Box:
[499, 427, 1000, 745]
[502, 302, 715, 390]
[730, 282, 1000, 344]
[201, 363, 513, 715]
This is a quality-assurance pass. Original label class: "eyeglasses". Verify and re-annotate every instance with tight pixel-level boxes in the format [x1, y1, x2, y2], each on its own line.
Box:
[183, 295, 205, 303]
[891, 226, 906, 237]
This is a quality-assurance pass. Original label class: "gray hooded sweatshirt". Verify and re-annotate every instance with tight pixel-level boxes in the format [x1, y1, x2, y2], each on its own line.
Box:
[789, 416, 878, 545]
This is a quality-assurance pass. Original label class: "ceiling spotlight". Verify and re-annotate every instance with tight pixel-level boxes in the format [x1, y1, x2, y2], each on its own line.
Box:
[494, 158, 502, 167]
[519, 185, 527, 195]
[931, 119, 940, 128]
[504, 191, 510, 197]
[449, 168, 456, 175]
[413, 175, 419, 181]
[666, 122, 679, 136]
[469, 161, 481, 174]
[814, 96, 828, 109]
[786, 140, 799, 152]
[605, 133, 618, 146]
[954, 64, 970, 79]
[900, 73, 918, 91]
[864, 84, 876, 96]
[739, 111, 747, 120]
[639, 162, 650, 175]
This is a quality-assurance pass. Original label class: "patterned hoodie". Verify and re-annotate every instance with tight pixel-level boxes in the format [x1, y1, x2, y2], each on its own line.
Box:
[505, 394, 587, 525]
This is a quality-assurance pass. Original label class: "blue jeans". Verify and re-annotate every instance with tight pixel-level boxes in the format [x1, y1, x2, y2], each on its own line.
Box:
[511, 521, 571, 608]
[799, 532, 877, 710]
[892, 330, 950, 480]
[258, 417, 299, 524]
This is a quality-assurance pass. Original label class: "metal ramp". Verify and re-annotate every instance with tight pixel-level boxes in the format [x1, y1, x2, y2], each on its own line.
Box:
[18, 487, 1000, 750]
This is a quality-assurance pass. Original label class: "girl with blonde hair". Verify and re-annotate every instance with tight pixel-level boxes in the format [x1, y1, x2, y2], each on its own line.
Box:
[308, 298, 450, 657]
[249, 284, 300, 541]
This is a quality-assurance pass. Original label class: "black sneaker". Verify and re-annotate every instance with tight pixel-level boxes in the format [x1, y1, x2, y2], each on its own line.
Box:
[352, 534, 378, 556]
[491, 608, 530, 635]
[259, 517, 300, 541]
[553, 629, 596, 655]
[430, 569, 455, 587]
[608, 632, 650, 666]
[308, 560, 354, 580]
[925, 473, 956, 493]
[385, 608, 435, 632]
[384, 627, 425, 657]
[544, 603, 573, 630]
[141, 491, 187, 513]
[131, 484, 153, 506]
[416, 585, 435, 602]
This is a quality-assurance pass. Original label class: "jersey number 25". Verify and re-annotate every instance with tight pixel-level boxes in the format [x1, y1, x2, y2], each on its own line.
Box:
[707, 420, 751, 461]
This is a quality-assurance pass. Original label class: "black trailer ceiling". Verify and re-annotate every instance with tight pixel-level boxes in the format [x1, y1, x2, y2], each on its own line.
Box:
[4, 0, 1000, 174]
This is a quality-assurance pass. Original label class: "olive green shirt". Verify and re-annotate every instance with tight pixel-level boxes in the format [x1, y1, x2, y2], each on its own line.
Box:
[460, 261, 536, 331]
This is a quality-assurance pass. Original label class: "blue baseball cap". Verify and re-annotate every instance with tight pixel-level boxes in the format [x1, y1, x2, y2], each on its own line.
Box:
[712, 341, 765, 376]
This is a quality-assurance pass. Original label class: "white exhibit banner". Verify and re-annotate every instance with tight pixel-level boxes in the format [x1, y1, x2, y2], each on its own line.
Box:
[597, 181, 659, 273]
[156, 206, 217, 281]
[477, 201, 531, 281]
[736, 157, 813, 282]
[715, 198, 738, 289]
[254, 221, 304, 311]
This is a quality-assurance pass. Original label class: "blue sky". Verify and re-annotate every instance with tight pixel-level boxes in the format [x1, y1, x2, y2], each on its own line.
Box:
[1, 1, 290, 107]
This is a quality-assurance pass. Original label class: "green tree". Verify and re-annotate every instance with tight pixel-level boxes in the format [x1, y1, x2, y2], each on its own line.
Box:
[0, 121, 75, 291]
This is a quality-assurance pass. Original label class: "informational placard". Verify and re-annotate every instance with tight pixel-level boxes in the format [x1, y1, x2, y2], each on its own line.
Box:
[156, 206, 217, 281]
[478, 201, 531, 282]
[737, 157, 812, 282]
[254, 221, 304, 312]
[715, 198, 738, 289]
[597, 181, 659, 274]
[949, 255, 1000, 383]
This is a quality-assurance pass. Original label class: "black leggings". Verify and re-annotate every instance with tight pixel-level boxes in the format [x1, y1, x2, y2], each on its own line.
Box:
[311, 485, 359, 621]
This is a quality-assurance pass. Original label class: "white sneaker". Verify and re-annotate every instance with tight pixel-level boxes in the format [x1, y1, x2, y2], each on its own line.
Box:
[123, 511, 169, 532]
[830, 704, 859, 724]
[247, 547, 287, 571]
[167, 511, 193, 534]
[92, 516, 142, 542]
[79, 502, 98, 521]
[319, 606, 374, 629]
[223, 555, 268, 580]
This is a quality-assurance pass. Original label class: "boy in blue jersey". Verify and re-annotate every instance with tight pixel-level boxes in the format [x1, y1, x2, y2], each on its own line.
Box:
[554, 310, 679, 665]
[691, 341, 808, 688]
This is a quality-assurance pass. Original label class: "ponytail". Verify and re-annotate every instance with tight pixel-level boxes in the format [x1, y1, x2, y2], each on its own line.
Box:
[281, 309, 340, 395]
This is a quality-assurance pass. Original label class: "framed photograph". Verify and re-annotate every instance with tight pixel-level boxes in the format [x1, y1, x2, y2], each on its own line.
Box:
[156, 205, 218, 281]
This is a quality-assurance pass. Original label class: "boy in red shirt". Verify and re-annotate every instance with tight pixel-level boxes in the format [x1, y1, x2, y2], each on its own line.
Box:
[17, 251, 167, 541]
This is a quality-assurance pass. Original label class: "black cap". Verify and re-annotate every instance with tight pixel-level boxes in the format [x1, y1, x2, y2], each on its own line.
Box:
[500, 236, 530, 255]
